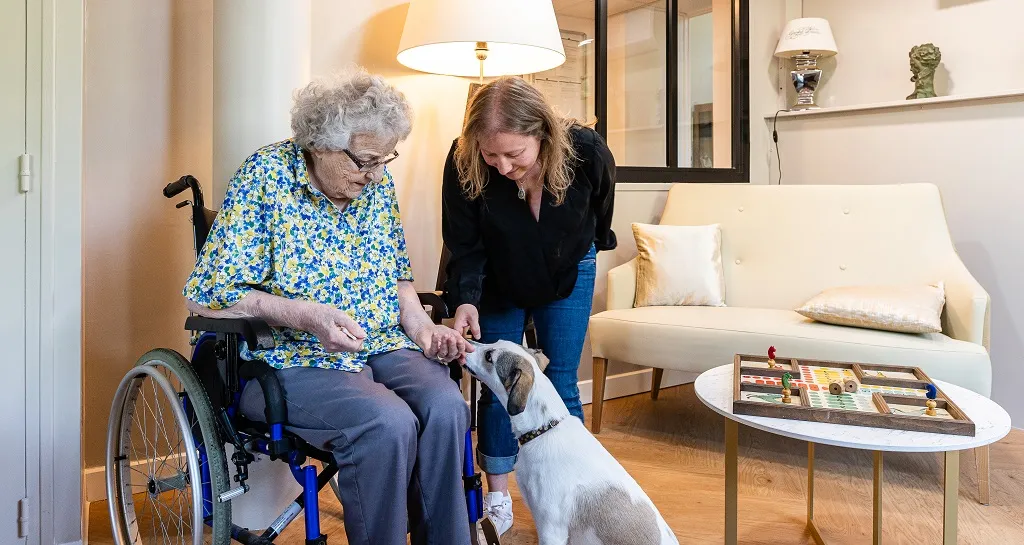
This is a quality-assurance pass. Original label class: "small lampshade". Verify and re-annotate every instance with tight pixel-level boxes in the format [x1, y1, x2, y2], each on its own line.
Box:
[397, 0, 566, 77]
[774, 18, 838, 58]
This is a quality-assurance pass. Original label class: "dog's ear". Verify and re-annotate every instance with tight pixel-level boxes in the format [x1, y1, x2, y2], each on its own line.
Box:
[499, 353, 535, 416]
[527, 348, 550, 372]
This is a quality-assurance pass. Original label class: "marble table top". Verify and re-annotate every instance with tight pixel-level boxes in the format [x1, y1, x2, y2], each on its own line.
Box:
[695, 364, 1011, 452]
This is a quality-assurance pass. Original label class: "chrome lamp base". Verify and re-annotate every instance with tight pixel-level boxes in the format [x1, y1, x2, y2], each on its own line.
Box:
[789, 54, 823, 110]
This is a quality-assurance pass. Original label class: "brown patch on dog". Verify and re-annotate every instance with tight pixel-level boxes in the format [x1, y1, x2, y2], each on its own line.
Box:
[496, 351, 535, 416]
[527, 348, 550, 372]
[569, 485, 660, 545]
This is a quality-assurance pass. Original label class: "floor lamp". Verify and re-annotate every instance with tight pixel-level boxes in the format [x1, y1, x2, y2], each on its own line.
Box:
[397, 0, 567, 110]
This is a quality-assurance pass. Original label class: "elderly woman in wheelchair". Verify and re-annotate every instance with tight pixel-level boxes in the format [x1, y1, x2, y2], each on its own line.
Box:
[105, 69, 493, 545]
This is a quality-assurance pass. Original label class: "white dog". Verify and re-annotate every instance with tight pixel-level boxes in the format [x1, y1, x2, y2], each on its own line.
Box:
[464, 340, 679, 545]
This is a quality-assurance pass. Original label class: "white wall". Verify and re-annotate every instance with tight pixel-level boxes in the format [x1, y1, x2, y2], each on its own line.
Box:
[767, 0, 1024, 424]
[749, 0, 788, 184]
[687, 12, 713, 106]
[807, 0, 1024, 108]
[82, 0, 210, 472]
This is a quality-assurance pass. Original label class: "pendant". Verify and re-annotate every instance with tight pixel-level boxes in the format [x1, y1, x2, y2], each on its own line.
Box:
[517, 186, 526, 200]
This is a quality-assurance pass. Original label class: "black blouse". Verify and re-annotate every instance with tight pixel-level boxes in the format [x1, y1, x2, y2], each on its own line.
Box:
[441, 125, 617, 311]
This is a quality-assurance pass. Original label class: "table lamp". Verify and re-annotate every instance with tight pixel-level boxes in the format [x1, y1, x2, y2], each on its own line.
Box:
[774, 18, 838, 110]
[397, 0, 566, 86]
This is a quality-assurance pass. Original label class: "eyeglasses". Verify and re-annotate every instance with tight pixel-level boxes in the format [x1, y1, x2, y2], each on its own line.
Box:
[342, 148, 399, 172]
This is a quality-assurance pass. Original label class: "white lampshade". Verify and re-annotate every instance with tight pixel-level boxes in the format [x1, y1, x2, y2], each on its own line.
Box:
[397, 0, 566, 77]
[774, 17, 838, 58]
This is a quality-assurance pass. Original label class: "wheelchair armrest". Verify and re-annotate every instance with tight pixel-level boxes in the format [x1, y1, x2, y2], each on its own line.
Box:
[417, 291, 450, 321]
[185, 316, 276, 351]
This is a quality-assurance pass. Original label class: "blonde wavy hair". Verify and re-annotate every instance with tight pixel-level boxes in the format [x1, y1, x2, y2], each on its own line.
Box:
[454, 76, 579, 205]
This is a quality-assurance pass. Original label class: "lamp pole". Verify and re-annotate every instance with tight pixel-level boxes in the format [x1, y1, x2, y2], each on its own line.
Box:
[474, 41, 488, 84]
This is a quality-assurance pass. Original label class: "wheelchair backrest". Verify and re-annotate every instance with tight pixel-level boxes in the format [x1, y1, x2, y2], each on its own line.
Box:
[164, 175, 218, 259]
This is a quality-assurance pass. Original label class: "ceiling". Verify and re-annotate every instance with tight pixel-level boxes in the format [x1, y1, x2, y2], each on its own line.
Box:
[553, 0, 656, 19]
[552, 0, 713, 19]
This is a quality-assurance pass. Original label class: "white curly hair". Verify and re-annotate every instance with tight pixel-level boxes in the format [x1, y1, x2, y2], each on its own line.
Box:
[290, 67, 413, 151]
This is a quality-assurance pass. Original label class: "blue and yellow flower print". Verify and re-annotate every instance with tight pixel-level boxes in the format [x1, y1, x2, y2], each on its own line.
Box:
[183, 139, 419, 371]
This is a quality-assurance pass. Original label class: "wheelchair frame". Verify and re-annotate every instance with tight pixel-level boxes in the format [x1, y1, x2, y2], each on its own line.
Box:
[106, 175, 494, 545]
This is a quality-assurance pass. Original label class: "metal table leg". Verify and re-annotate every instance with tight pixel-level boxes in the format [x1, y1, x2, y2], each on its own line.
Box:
[944, 450, 959, 545]
[725, 418, 738, 545]
[873, 451, 883, 545]
[807, 442, 825, 545]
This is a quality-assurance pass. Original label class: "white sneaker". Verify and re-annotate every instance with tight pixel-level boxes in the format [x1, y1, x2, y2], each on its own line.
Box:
[483, 491, 513, 536]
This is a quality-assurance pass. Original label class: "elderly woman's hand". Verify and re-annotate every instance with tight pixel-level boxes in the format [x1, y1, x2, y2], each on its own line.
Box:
[306, 303, 367, 353]
[412, 323, 472, 363]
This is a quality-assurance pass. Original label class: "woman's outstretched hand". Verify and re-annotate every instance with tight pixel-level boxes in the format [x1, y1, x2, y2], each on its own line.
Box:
[452, 304, 481, 341]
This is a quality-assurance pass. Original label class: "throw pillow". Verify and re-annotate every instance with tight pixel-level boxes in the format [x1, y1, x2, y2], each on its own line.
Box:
[796, 282, 946, 334]
[631, 222, 726, 308]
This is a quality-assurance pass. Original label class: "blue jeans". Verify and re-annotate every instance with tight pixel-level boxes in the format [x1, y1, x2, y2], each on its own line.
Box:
[475, 245, 597, 475]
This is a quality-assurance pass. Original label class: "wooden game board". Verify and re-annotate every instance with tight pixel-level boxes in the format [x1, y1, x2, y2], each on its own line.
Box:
[732, 353, 976, 436]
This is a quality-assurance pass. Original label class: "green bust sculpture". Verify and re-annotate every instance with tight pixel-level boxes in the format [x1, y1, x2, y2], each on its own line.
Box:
[907, 43, 941, 100]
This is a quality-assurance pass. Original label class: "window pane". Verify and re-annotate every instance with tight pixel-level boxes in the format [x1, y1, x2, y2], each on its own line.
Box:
[534, 2, 596, 125]
[607, 0, 667, 167]
[678, 0, 732, 168]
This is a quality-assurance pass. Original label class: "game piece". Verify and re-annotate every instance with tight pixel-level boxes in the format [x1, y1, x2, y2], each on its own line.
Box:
[843, 379, 858, 393]
[828, 382, 843, 396]
[767, 345, 777, 368]
[781, 372, 793, 404]
[925, 383, 938, 416]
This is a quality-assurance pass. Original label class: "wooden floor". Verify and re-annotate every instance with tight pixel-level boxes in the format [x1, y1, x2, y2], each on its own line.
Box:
[89, 383, 1024, 544]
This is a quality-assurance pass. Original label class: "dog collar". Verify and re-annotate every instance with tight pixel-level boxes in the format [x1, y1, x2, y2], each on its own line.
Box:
[517, 418, 563, 446]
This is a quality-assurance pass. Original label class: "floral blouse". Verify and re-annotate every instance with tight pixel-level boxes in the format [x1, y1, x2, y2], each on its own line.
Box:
[183, 139, 419, 371]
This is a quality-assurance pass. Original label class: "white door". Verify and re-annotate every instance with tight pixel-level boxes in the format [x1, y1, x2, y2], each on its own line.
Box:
[0, 0, 29, 542]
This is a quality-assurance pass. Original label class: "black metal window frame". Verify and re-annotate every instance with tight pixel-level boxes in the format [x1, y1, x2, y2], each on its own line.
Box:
[593, 0, 750, 183]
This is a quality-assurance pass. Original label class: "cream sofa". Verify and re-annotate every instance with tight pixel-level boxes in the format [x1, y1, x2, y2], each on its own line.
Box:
[588, 183, 992, 499]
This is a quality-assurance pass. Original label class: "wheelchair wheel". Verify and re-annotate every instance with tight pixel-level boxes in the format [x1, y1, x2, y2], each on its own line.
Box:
[106, 348, 231, 544]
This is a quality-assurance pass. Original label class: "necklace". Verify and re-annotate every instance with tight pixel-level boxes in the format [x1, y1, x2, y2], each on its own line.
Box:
[516, 181, 526, 200]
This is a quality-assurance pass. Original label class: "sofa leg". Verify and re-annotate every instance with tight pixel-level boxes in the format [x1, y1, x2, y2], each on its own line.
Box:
[651, 368, 665, 400]
[592, 357, 608, 434]
[976, 445, 991, 505]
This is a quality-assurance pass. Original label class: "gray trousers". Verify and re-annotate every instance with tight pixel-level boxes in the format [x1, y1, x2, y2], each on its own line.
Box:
[239, 349, 471, 545]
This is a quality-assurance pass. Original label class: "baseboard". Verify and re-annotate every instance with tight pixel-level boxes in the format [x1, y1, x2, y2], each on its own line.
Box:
[579, 368, 697, 405]
[85, 453, 185, 504]
[83, 465, 106, 504]
[58, 541, 83, 545]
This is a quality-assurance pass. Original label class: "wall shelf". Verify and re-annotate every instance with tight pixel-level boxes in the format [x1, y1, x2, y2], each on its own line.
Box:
[764, 88, 1024, 120]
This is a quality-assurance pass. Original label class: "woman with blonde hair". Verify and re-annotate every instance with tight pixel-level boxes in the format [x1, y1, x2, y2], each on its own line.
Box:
[441, 75, 617, 535]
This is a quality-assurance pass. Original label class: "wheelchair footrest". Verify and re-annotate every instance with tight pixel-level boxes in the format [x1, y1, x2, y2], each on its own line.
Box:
[306, 535, 328, 545]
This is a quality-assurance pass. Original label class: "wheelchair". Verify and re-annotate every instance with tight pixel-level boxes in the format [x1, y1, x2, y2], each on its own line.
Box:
[105, 175, 500, 545]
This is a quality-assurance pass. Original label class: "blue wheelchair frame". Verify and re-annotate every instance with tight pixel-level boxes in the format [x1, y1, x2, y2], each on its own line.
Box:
[164, 175, 486, 544]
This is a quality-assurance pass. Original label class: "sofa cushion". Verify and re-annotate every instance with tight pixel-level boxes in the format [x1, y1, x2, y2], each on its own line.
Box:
[588, 306, 991, 397]
[631, 222, 726, 308]
[795, 282, 946, 334]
